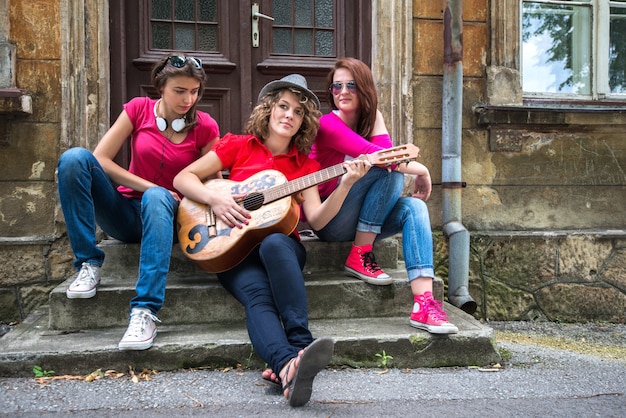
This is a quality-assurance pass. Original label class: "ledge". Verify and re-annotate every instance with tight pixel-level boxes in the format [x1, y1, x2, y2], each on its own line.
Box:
[0, 88, 32, 116]
[475, 103, 626, 151]
[476, 103, 626, 128]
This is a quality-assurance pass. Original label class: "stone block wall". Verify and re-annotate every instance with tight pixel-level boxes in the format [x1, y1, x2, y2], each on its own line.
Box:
[433, 233, 626, 323]
[0, 2, 74, 322]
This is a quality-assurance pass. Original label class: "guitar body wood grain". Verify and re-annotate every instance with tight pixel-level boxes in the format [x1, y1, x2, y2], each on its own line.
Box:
[177, 170, 300, 273]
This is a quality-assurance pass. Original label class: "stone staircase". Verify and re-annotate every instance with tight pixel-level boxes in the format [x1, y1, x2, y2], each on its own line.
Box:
[0, 235, 501, 377]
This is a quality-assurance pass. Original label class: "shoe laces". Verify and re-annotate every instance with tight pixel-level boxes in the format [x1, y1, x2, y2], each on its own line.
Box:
[126, 310, 160, 338]
[75, 264, 99, 286]
[422, 296, 449, 322]
[361, 252, 384, 273]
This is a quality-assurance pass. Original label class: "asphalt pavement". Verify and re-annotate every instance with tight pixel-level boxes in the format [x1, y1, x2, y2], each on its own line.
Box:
[0, 321, 624, 417]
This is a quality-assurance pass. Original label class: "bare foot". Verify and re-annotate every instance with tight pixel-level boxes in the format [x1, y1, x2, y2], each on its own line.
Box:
[261, 368, 280, 386]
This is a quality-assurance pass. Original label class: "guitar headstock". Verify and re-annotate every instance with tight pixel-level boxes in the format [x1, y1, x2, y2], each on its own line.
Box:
[369, 144, 420, 166]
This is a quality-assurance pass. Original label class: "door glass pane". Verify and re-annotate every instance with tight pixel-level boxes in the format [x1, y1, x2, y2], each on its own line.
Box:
[150, 0, 218, 52]
[152, 23, 171, 49]
[315, 0, 333, 27]
[274, 0, 291, 25]
[152, 0, 171, 19]
[295, 29, 313, 54]
[522, 1, 592, 94]
[316, 30, 333, 56]
[200, 0, 217, 21]
[609, 5, 626, 93]
[274, 28, 292, 54]
[199, 26, 218, 51]
[175, 0, 194, 20]
[272, 0, 335, 56]
[295, 0, 313, 26]
[175, 24, 195, 50]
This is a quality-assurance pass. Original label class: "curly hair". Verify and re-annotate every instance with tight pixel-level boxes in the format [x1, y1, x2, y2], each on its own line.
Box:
[150, 55, 207, 133]
[325, 57, 378, 139]
[245, 87, 321, 155]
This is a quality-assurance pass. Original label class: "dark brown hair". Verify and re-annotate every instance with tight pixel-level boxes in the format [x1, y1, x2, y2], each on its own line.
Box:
[325, 57, 378, 139]
[151, 55, 207, 132]
[246, 88, 321, 154]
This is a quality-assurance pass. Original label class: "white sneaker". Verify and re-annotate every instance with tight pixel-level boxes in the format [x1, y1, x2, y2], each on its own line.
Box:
[118, 308, 160, 351]
[66, 263, 101, 299]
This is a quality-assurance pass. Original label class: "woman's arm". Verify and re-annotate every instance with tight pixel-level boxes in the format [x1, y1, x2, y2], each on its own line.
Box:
[397, 160, 432, 201]
[301, 159, 371, 230]
[319, 112, 390, 157]
[93, 110, 157, 193]
[174, 151, 250, 228]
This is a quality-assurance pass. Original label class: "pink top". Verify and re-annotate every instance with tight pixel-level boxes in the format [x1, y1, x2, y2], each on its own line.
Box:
[310, 111, 392, 197]
[117, 96, 220, 199]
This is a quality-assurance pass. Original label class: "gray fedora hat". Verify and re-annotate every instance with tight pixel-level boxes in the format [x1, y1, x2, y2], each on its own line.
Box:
[257, 74, 320, 109]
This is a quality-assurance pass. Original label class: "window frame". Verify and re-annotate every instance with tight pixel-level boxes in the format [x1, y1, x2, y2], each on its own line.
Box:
[480, 0, 626, 153]
[520, 0, 626, 100]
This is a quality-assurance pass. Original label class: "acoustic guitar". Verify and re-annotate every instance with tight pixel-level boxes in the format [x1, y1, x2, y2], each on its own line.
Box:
[177, 144, 419, 273]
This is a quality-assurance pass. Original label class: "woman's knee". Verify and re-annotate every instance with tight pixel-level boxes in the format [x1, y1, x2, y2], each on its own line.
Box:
[58, 147, 92, 171]
[259, 233, 293, 253]
[400, 197, 430, 221]
[142, 187, 177, 213]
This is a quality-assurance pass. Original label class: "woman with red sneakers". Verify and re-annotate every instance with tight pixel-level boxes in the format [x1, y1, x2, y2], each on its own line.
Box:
[309, 57, 458, 335]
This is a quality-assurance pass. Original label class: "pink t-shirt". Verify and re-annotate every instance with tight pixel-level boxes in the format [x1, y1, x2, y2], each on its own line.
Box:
[117, 96, 220, 199]
[310, 111, 392, 198]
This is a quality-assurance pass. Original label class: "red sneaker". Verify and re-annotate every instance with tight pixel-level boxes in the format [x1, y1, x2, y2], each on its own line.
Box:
[410, 291, 459, 334]
[344, 244, 392, 285]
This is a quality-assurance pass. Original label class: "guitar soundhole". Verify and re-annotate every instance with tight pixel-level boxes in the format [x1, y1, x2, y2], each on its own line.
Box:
[242, 192, 264, 211]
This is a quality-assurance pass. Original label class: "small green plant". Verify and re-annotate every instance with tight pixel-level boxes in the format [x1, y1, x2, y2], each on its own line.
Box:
[375, 350, 393, 369]
[498, 346, 512, 362]
[33, 365, 55, 378]
[244, 346, 255, 369]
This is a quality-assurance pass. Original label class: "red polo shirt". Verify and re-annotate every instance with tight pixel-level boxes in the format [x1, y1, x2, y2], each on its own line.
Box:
[214, 133, 320, 182]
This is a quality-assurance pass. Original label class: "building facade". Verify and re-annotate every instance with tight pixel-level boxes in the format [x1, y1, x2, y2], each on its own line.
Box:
[0, 0, 624, 324]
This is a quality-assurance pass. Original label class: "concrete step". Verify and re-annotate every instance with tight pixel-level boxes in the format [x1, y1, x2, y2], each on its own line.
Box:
[49, 269, 436, 329]
[49, 237, 446, 330]
[0, 304, 501, 377]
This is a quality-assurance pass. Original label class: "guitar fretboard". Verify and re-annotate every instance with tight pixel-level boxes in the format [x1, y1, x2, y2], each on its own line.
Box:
[263, 163, 347, 204]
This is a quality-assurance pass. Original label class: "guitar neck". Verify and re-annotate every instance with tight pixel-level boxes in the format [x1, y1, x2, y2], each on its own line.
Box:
[258, 144, 417, 205]
[263, 163, 347, 204]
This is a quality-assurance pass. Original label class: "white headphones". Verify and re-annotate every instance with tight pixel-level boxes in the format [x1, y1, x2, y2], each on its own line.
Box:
[154, 99, 186, 132]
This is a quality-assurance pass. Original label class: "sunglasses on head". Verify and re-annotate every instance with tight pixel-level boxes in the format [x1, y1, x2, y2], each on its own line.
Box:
[330, 81, 357, 95]
[156, 56, 203, 74]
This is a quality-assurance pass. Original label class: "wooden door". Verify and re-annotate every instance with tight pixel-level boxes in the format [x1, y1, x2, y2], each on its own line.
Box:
[109, 0, 371, 165]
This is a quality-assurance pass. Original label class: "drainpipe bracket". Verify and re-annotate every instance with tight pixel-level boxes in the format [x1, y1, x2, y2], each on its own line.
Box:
[441, 182, 466, 189]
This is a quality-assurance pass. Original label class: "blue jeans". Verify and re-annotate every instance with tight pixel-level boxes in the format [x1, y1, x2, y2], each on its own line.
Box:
[57, 147, 178, 314]
[217, 233, 313, 374]
[315, 167, 435, 281]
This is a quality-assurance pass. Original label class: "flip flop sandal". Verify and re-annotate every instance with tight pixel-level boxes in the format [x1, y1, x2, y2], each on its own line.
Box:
[284, 337, 334, 407]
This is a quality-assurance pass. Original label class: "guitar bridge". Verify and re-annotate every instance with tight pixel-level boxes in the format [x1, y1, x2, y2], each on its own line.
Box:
[206, 208, 217, 238]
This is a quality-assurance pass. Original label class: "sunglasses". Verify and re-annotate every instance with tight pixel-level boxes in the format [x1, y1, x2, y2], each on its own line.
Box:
[330, 81, 357, 95]
[156, 56, 203, 73]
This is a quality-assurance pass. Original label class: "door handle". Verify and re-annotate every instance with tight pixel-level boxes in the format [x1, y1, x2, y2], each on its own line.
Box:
[252, 3, 274, 48]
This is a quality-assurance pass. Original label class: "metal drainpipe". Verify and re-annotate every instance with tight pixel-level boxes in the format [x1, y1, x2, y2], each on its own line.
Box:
[442, 0, 476, 314]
